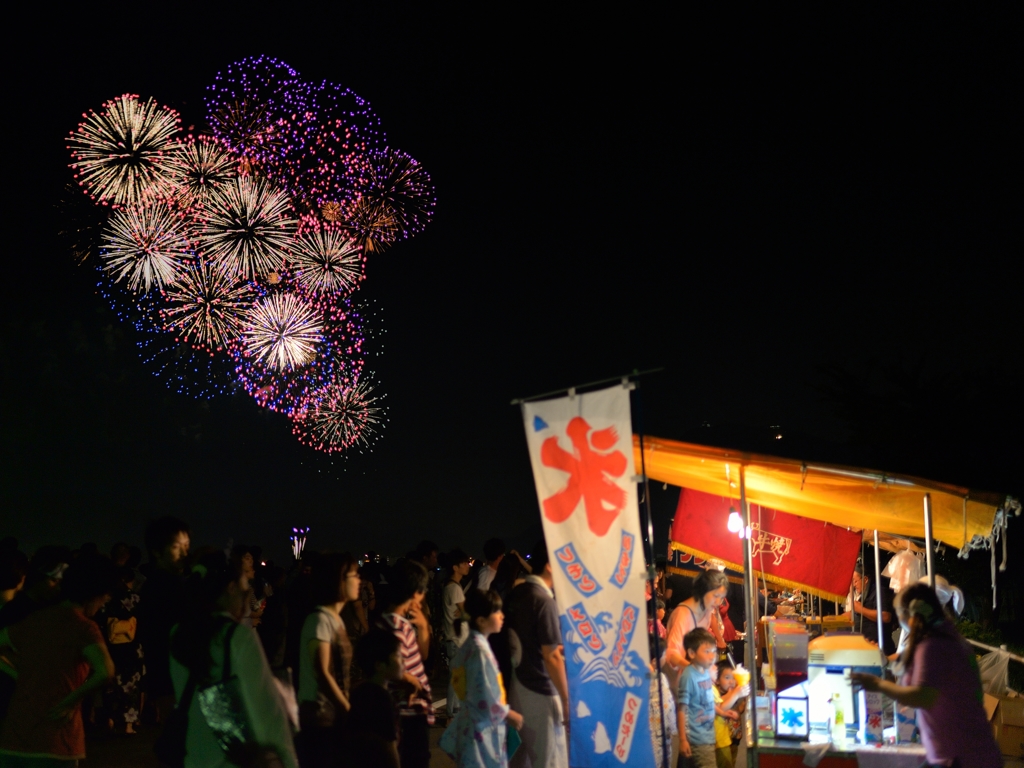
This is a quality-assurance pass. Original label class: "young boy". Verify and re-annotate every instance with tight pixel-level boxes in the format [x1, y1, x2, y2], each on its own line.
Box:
[712, 661, 748, 768]
[348, 628, 405, 768]
[677, 628, 718, 768]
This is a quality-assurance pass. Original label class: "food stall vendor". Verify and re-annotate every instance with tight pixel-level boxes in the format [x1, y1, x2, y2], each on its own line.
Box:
[847, 559, 895, 655]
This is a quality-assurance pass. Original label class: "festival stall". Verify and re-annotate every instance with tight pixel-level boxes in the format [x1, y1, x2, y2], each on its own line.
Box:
[633, 434, 1015, 767]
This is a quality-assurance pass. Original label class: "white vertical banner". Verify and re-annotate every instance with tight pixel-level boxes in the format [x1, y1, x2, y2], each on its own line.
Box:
[521, 384, 654, 767]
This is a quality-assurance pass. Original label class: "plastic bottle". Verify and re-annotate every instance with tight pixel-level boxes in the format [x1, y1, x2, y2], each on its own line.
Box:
[831, 693, 846, 743]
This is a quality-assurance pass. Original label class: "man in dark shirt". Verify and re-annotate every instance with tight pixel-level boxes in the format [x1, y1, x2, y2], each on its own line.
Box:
[848, 560, 895, 655]
[136, 516, 190, 722]
[505, 539, 568, 768]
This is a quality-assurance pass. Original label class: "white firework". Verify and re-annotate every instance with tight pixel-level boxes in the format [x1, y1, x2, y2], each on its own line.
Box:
[292, 225, 364, 296]
[195, 175, 297, 280]
[165, 136, 238, 210]
[68, 94, 180, 206]
[293, 377, 384, 452]
[100, 201, 189, 293]
[161, 259, 255, 351]
[242, 292, 322, 369]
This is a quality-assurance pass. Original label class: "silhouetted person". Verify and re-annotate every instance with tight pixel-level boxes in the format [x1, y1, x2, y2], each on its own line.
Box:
[0, 555, 117, 764]
[168, 552, 298, 768]
[1, 545, 71, 628]
[0, 548, 29, 723]
[137, 516, 190, 723]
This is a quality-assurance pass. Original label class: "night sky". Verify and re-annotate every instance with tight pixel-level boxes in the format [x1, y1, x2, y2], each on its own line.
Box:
[2, 8, 1020, 566]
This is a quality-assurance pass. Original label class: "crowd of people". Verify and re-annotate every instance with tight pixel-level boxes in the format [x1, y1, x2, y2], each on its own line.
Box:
[0, 521, 563, 768]
[0, 520, 1002, 768]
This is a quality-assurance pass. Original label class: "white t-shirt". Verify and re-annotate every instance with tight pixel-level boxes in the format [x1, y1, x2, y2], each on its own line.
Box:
[476, 565, 498, 593]
[442, 581, 468, 644]
[298, 608, 342, 703]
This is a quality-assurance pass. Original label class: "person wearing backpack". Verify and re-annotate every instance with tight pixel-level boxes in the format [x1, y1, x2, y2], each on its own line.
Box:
[165, 552, 297, 768]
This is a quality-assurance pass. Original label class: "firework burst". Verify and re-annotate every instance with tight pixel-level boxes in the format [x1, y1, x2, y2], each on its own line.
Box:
[241, 292, 322, 370]
[206, 56, 300, 164]
[194, 175, 297, 280]
[276, 80, 383, 212]
[292, 375, 385, 453]
[320, 201, 343, 222]
[231, 291, 365, 414]
[64, 59, 436, 454]
[292, 221, 364, 296]
[100, 201, 190, 293]
[161, 259, 255, 351]
[68, 94, 180, 206]
[345, 196, 399, 254]
[363, 148, 436, 239]
[166, 136, 238, 210]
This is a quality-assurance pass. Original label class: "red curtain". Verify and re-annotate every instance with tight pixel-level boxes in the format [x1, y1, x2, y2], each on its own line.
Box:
[670, 487, 862, 602]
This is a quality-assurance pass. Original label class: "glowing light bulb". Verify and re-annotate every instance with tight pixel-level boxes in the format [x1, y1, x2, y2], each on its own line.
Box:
[727, 509, 742, 533]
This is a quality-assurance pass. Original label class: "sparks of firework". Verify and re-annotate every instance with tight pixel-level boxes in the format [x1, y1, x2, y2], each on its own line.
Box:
[320, 201, 343, 222]
[100, 201, 190, 293]
[161, 259, 255, 351]
[166, 136, 238, 210]
[205, 56, 301, 162]
[242, 292, 322, 370]
[56, 182, 108, 264]
[276, 80, 383, 212]
[194, 175, 297, 280]
[208, 98, 284, 162]
[68, 94, 181, 206]
[230, 290, 365, 414]
[364, 148, 435, 239]
[290, 527, 309, 559]
[291, 222, 364, 296]
[292, 376, 385, 453]
[345, 196, 399, 254]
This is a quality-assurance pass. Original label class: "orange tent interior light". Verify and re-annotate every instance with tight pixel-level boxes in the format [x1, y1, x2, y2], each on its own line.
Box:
[633, 435, 1004, 550]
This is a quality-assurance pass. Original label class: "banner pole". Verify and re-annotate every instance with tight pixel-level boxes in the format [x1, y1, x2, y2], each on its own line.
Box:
[923, 494, 936, 588]
[741, 466, 759, 768]
[634, 381, 670, 768]
[510, 367, 664, 405]
[872, 530, 886, 659]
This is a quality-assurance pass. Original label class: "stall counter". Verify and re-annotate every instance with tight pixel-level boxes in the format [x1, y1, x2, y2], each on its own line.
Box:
[754, 736, 926, 768]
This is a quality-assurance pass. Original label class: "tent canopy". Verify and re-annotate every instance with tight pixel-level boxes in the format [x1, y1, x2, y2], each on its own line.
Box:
[633, 435, 1003, 549]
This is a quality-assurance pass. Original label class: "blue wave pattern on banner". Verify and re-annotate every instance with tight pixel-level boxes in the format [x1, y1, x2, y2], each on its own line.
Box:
[608, 530, 635, 588]
[554, 542, 603, 598]
[561, 603, 652, 766]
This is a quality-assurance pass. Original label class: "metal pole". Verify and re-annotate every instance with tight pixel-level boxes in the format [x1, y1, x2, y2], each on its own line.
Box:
[923, 494, 936, 588]
[635, 385, 669, 768]
[872, 530, 885, 656]
[741, 466, 759, 766]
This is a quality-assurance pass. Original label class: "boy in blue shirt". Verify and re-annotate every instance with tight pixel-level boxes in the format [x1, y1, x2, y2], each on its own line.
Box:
[677, 627, 718, 768]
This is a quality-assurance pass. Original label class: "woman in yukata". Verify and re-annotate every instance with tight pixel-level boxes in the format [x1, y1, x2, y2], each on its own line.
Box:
[440, 589, 524, 768]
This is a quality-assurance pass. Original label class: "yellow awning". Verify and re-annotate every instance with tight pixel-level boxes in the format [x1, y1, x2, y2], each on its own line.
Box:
[633, 435, 1002, 549]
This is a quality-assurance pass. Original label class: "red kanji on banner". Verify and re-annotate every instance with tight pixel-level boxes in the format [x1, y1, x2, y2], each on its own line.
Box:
[540, 416, 627, 536]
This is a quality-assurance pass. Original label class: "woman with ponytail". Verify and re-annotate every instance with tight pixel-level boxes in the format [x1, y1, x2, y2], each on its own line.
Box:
[852, 583, 999, 768]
